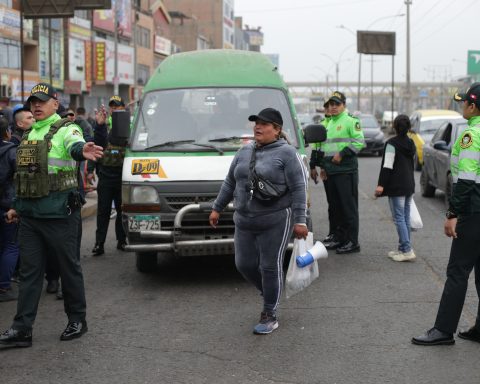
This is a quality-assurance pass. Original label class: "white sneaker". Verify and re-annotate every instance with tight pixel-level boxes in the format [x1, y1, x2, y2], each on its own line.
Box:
[391, 250, 416, 262]
[388, 250, 402, 259]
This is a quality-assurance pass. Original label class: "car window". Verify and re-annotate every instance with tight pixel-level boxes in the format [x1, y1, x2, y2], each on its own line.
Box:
[431, 122, 448, 144]
[131, 87, 297, 151]
[360, 115, 379, 128]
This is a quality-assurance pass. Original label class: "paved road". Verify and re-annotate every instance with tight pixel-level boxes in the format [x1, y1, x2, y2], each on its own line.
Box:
[1, 156, 479, 384]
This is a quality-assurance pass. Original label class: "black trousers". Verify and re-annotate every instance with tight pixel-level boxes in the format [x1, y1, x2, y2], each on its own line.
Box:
[323, 178, 340, 237]
[13, 211, 86, 330]
[326, 172, 359, 244]
[95, 177, 125, 244]
[435, 214, 480, 333]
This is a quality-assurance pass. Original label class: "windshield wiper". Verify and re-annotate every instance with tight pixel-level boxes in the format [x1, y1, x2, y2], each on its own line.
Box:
[145, 140, 195, 150]
[192, 143, 224, 155]
[208, 136, 254, 142]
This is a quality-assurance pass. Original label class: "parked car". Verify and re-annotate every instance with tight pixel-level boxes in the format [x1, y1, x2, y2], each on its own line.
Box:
[409, 109, 463, 170]
[359, 113, 385, 156]
[420, 118, 468, 207]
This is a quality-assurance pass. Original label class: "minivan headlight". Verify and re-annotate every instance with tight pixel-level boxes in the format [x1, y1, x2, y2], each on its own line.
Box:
[131, 186, 159, 204]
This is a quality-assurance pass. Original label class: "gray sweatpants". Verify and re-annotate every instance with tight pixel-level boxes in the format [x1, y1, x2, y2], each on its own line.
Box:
[234, 208, 293, 313]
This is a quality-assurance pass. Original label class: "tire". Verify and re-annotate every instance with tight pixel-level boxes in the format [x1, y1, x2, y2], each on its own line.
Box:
[135, 251, 157, 273]
[445, 173, 453, 208]
[420, 168, 435, 197]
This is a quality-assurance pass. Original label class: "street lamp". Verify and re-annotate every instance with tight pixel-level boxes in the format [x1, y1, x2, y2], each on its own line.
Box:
[320, 44, 354, 89]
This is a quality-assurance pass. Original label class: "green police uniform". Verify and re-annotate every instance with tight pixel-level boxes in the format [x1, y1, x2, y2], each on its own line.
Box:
[12, 113, 88, 331]
[321, 111, 364, 248]
[434, 115, 480, 334]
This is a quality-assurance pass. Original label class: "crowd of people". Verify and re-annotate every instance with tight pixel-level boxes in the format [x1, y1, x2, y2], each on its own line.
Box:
[1, 81, 480, 348]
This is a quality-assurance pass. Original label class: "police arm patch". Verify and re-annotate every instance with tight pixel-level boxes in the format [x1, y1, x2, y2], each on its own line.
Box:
[460, 132, 473, 149]
[71, 129, 82, 136]
[355, 121, 361, 131]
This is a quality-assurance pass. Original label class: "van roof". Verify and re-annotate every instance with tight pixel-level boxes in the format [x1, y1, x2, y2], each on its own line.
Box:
[144, 49, 286, 91]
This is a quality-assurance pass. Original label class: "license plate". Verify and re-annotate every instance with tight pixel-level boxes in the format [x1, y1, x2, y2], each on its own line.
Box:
[128, 215, 161, 232]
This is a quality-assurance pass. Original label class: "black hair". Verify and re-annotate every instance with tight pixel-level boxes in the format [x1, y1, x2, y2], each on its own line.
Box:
[0, 116, 9, 139]
[393, 114, 411, 136]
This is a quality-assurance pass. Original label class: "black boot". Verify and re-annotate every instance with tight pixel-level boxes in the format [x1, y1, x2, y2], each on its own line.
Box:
[0, 328, 32, 348]
[92, 243, 105, 256]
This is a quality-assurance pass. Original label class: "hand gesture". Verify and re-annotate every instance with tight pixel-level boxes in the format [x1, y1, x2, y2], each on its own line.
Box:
[95, 104, 108, 125]
[83, 142, 103, 161]
[209, 210, 220, 228]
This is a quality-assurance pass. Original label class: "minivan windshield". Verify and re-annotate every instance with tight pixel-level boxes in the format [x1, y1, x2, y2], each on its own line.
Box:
[131, 88, 297, 151]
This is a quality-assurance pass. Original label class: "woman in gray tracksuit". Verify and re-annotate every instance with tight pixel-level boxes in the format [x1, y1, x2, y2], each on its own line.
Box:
[209, 108, 308, 335]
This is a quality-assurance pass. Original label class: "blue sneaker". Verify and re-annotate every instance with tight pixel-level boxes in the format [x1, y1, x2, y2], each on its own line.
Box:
[253, 312, 278, 335]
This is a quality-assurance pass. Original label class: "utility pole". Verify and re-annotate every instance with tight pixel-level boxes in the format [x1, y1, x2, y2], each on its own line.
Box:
[405, 0, 412, 114]
[113, 0, 119, 96]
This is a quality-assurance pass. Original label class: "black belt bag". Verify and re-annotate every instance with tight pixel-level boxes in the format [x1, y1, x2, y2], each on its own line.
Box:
[247, 145, 287, 202]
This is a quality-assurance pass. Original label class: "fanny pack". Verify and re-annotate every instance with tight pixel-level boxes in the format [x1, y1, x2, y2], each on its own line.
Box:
[247, 145, 287, 202]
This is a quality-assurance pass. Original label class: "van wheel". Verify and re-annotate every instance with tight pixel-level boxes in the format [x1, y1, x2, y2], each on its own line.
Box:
[136, 252, 157, 273]
[420, 169, 435, 197]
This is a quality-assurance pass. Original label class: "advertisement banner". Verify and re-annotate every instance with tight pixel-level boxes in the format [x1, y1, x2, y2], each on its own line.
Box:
[154, 35, 172, 56]
[69, 17, 92, 40]
[69, 38, 86, 81]
[85, 41, 92, 90]
[95, 38, 133, 85]
[93, 0, 131, 38]
[94, 42, 106, 82]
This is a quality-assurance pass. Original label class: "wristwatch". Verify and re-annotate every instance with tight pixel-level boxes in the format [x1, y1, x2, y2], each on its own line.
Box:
[445, 210, 457, 219]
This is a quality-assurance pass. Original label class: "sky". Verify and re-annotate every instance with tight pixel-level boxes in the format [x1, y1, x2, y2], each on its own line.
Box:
[235, 0, 479, 84]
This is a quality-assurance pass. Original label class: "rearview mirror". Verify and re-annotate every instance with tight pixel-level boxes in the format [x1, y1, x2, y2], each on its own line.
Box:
[433, 140, 448, 151]
[303, 124, 327, 144]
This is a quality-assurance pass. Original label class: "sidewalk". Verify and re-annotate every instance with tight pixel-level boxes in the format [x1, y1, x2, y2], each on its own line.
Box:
[81, 190, 97, 219]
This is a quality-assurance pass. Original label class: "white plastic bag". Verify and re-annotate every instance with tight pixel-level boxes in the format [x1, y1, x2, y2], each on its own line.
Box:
[410, 198, 423, 230]
[285, 232, 319, 299]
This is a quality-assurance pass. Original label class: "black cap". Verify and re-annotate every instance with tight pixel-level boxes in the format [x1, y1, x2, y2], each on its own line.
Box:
[109, 95, 125, 107]
[454, 82, 480, 107]
[248, 108, 283, 126]
[326, 91, 346, 104]
[27, 82, 57, 103]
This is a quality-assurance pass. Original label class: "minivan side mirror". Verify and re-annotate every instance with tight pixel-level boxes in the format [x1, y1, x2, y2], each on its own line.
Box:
[433, 140, 449, 151]
[303, 124, 327, 144]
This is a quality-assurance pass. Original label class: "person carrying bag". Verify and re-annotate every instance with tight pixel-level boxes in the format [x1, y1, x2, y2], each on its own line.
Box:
[209, 108, 308, 335]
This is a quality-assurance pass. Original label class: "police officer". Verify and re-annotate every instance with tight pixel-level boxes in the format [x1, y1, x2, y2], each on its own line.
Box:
[309, 101, 339, 245]
[88, 96, 127, 256]
[318, 91, 364, 254]
[412, 83, 480, 346]
[0, 83, 103, 348]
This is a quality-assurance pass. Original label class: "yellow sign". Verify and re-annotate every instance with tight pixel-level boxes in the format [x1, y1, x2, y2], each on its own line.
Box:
[131, 159, 168, 178]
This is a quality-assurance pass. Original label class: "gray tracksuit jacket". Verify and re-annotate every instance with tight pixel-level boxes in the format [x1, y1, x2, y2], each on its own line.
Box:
[213, 139, 308, 224]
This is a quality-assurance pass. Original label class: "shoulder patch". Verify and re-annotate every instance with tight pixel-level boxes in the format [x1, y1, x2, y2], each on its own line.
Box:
[460, 132, 473, 149]
[71, 128, 82, 136]
[355, 121, 361, 131]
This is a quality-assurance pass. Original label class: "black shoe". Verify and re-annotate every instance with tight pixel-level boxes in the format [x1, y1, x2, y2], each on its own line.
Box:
[323, 234, 336, 243]
[325, 240, 342, 250]
[335, 241, 361, 254]
[458, 327, 480, 343]
[46, 279, 59, 294]
[92, 243, 105, 256]
[0, 328, 32, 348]
[412, 327, 455, 346]
[117, 240, 127, 251]
[0, 288, 17, 302]
[60, 321, 88, 341]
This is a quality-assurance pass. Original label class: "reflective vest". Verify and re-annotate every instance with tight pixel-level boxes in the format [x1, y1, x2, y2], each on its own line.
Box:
[320, 111, 365, 174]
[449, 115, 480, 214]
[15, 115, 84, 198]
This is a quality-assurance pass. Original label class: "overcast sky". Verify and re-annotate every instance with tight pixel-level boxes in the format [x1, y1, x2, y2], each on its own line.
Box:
[235, 0, 478, 84]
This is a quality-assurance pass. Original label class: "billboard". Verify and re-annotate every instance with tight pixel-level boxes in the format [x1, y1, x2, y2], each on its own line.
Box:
[467, 50, 480, 75]
[357, 31, 396, 55]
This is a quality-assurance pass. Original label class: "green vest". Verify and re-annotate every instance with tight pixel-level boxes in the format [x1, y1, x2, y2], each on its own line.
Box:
[449, 115, 480, 214]
[320, 111, 365, 174]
